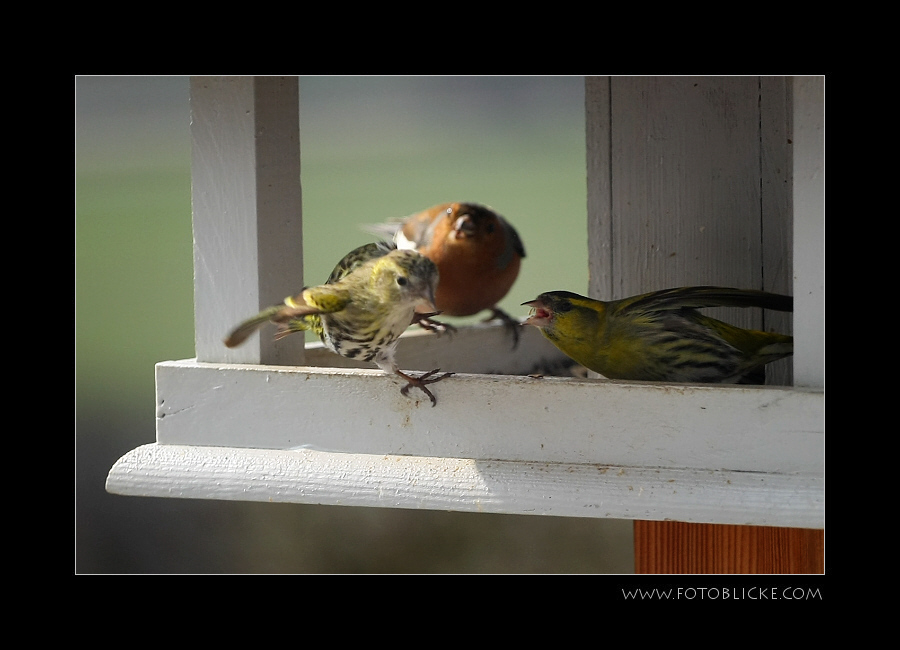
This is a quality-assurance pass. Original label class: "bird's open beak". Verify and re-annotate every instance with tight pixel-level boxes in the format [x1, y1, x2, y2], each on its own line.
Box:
[521, 299, 552, 327]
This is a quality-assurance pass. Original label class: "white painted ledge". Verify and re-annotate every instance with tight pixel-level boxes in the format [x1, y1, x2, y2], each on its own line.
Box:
[106, 444, 823, 528]
[106, 325, 824, 528]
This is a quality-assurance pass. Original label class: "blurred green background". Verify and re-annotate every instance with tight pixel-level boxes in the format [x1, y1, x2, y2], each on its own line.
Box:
[75, 75, 634, 573]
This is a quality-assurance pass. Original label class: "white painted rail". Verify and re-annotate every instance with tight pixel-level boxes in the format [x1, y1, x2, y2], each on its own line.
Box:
[107, 443, 823, 528]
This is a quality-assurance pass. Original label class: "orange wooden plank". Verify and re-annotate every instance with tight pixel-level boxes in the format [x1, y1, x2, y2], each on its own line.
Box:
[634, 521, 824, 574]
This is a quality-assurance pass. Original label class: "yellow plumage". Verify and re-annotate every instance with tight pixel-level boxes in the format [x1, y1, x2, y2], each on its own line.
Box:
[523, 287, 793, 384]
[224, 242, 452, 405]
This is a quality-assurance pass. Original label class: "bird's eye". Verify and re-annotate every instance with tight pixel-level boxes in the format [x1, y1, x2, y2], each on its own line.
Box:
[556, 301, 572, 313]
[396, 276, 408, 286]
[485, 222, 495, 234]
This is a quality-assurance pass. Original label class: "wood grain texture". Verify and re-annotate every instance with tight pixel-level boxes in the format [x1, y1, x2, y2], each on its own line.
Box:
[792, 76, 825, 389]
[154, 355, 824, 478]
[585, 76, 612, 301]
[759, 76, 794, 386]
[634, 520, 824, 573]
[106, 444, 823, 528]
[190, 76, 304, 366]
[585, 76, 795, 385]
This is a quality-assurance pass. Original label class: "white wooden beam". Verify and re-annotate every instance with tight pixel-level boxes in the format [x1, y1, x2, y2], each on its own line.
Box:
[152, 325, 824, 476]
[190, 76, 304, 366]
[585, 76, 612, 300]
[792, 76, 825, 389]
[106, 443, 824, 529]
[591, 77, 771, 300]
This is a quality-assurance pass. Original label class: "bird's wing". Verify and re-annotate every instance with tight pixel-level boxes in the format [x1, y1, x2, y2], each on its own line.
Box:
[298, 285, 353, 314]
[226, 245, 382, 349]
[397, 209, 443, 250]
[499, 215, 526, 260]
[361, 220, 403, 241]
[618, 286, 793, 316]
[325, 241, 396, 284]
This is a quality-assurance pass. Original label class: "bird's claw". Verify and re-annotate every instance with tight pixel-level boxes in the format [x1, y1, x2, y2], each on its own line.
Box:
[482, 308, 521, 349]
[398, 368, 454, 407]
[415, 315, 457, 337]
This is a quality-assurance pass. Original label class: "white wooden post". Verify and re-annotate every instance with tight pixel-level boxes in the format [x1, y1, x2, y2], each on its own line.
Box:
[586, 76, 794, 385]
[191, 76, 304, 365]
[792, 76, 825, 389]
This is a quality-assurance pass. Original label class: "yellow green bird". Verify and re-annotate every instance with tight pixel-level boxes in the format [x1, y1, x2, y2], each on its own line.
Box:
[225, 241, 452, 406]
[522, 286, 793, 384]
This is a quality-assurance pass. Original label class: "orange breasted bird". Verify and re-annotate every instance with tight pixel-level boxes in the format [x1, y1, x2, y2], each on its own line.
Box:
[224, 241, 452, 406]
[373, 202, 526, 345]
[523, 286, 793, 384]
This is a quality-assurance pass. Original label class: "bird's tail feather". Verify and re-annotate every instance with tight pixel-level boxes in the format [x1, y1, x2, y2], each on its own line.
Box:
[223, 305, 283, 348]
